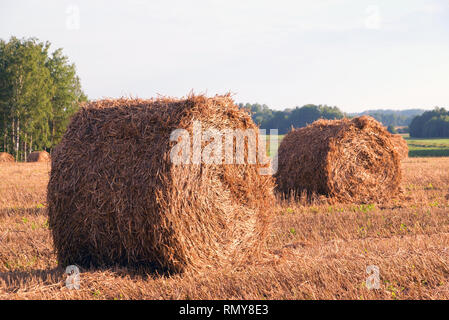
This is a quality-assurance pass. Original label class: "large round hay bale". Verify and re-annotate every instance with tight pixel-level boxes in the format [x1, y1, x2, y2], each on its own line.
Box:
[47, 95, 275, 273]
[275, 116, 402, 204]
[0, 152, 14, 162]
[390, 134, 408, 160]
[27, 151, 51, 162]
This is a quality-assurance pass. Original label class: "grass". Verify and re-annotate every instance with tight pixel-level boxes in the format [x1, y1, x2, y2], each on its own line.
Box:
[404, 135, 449, 157]
[1, 159, 449, 299]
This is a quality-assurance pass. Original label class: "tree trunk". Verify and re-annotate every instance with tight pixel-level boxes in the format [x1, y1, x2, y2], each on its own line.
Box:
[16, 117, 20, 161]
[24, 133, 27, 162]
[12, 118, 16, 160]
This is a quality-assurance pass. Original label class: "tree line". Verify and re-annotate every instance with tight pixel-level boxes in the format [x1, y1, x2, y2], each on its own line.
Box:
[239, 103, 428, 134]
[354, 109, 425, 127]
[409, 108, 449, 138]
[0, 37, 86, 161]
[239, 103, 345, 134]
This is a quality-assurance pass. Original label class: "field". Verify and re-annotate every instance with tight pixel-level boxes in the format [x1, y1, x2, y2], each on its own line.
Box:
[1, 159, 449, 300]
[406, 137, 449, 157]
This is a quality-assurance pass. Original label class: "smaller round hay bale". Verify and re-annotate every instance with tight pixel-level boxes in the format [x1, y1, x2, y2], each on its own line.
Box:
[0, 152, 14, 162]
[275, 116, 402, 204]
[390, 134, 408, 160]
[27, 151, 51, 162]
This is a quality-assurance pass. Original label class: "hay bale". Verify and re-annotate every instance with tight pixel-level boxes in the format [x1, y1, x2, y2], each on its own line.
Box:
[390, 134, 409, 160]
[0, 152, 14, 162]
[47, 94, 275, 273]
[275, 116, 401, 204]
[27, 151, 51, 162]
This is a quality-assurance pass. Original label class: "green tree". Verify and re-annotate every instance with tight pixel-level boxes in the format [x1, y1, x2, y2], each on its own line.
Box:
[241, 103, 345, 134]
[409, 108, 449, 138]
[0, 37, 86, 160]
[0, 37, 53, 160]
[46, 48, 87, 147]
[387, 125, 397, 134]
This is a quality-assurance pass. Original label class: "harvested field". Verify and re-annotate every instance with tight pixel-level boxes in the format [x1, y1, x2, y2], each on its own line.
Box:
[1, 157, 449, 299]
[275, 116, 402, 204]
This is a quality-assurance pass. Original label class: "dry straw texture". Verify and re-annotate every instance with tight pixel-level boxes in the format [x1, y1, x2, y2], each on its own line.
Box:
[0, 152, 14, 162]
[275, 116, 402, 204]
[47, 94, 275, 273]
[27, 151, 51, 162]
[390, 134, 409, 160]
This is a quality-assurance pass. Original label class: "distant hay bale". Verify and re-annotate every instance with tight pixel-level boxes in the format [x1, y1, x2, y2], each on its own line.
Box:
[47, 94, 275, 273]
[0, 152, 14, 162]
[390, 134, 409, 160]
[27, 151, 51, 162]
[275, 116, 402, 204]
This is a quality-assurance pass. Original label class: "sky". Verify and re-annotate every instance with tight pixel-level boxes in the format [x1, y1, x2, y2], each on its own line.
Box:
[1, 0, 449, 112]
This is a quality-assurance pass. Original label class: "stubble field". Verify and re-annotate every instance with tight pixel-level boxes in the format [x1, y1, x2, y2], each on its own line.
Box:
[0, 158, 448, 300]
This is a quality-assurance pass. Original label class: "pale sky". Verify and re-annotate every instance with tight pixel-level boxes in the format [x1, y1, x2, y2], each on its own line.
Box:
[1, 0, 449, 112]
